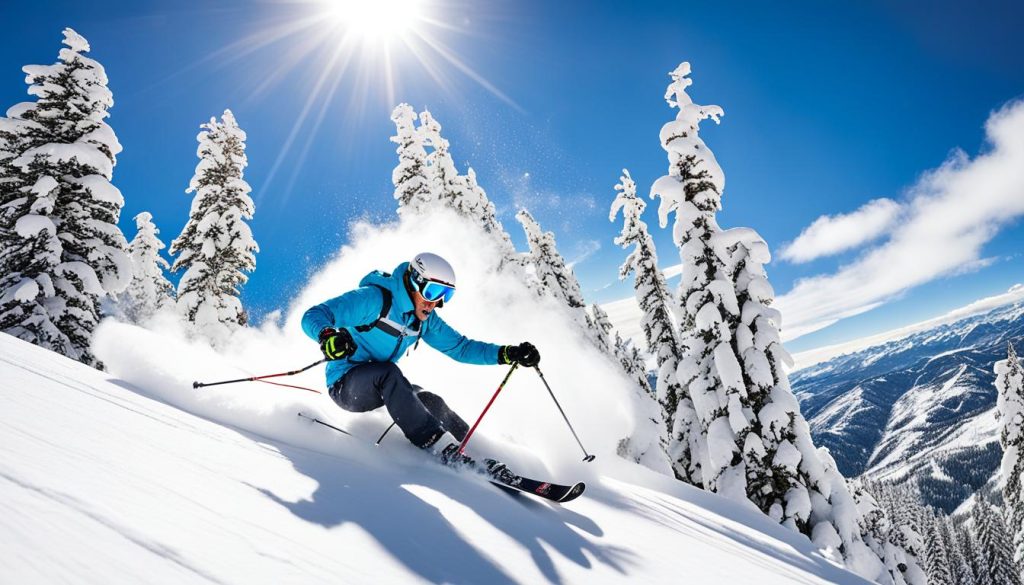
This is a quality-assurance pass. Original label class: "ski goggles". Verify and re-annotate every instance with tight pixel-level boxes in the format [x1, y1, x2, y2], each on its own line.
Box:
[418, 279, 455, 304]
[410, 268, 456, 304]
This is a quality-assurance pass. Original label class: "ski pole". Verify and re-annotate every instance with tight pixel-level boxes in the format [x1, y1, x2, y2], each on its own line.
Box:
[297, 412, 353, 436]
[458, 363, 518, 454]
[533, 365, 596, 462]
[192, 358, 327, 391]
[375, 422, 397, 445]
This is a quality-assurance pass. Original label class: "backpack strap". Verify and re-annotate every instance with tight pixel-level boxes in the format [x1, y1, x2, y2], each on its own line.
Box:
[355, 285, 393, 333]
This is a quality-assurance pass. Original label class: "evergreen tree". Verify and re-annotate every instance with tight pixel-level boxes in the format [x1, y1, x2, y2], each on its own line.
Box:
[609, 168, 680, 364]
[647, 61, 723, 488]
[923, 508, 954, 584]
[463, 166, 518, 263]
[419, 110, 461, 212]
[963, 528, 994, 585]
[854, 480, 927, 584]
[997, 341, 1024, 574]
[0, 114, 64, 355]
[0, 28, 129, 367]
[516, 208, 588, 311]
[651, 61, 922, 583]
[416, 109, 518, 264]
[587, 301, 614, 353]
[651, 59, 791, 522]
[390, 103, 431, 214]
[972, 495, 1022, 585]
[119, 212, 174, 323]
[517, 209, 609, 346]
[610, 167, 697, 482]
[589, 302, 651, 392]
[941, 515, 975, 585]
[170, 110, 257, 345]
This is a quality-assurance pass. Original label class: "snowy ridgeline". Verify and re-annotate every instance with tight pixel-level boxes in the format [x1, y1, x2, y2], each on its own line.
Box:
[0, 333, 870, 584]
[0, 210, 869, 584]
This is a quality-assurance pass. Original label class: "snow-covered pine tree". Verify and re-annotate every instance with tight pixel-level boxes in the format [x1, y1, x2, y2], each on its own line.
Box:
[119, 212, 174, 323]
[170, 110, 257, 345]
[922, 508, 954, 584]
[419, 110, 461, 211]
[962, 528, 994, 585]
[390, 103, 431, 215]
[834, 473, 925, 583]
[972, 495, 1022, 585]
[0, 107, 64, 354]
[463, 167, 518, 263]
[850, 482, 916, 585]
[620, 340, 651, 391]
[650, 61, 923, 583]
[587, 301, 614, 352]
[941, 514, 975, 585]
[0, 28, 129, 367]
[516, 209, 613, 350]
[610, 167, 698, 482]
[516, 208, 588, 309]
[416, 109, 518, 264]
[997, 341, 1024, 575]
[647, 62, 724, 488]
[590, 302, 651, 392]
[649, 58, 794, 518]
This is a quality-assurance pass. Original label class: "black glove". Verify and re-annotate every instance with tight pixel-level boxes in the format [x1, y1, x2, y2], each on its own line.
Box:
[500, 342, 540, 367]
[319, 327, 357, 360]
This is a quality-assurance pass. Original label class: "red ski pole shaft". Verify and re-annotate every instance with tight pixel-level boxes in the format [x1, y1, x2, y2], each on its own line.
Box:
[458, 363, 518, 454]
[192, 358, 327, 389]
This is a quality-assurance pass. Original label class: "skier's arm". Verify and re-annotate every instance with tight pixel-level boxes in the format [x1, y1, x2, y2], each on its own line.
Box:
[422, 314, 504, 365]
[301, 287, 385, 340]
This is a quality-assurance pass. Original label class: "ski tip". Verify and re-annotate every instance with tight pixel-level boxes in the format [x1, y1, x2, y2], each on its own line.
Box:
[558, 482, 586, 503]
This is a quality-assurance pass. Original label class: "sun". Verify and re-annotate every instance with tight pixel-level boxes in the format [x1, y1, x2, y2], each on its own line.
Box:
[200, 0, 519, 202]
[321, 0, 425, 43]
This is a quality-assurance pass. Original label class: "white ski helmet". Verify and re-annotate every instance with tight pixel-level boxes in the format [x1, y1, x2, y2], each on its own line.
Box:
[408, 252, 456, 305]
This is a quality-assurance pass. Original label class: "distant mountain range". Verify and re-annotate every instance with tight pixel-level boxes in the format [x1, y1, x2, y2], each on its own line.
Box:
[791, 300, 1024, 512]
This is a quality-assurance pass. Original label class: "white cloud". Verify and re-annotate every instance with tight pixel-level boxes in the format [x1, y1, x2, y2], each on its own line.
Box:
[790, 284, 1024, 370]
[776, 100, 1024, 340]
[566, 239, 601, 268]
[779, 198, 901, 263]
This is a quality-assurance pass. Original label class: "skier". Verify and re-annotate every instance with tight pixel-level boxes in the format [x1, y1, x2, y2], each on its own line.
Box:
[301, 252, 540, 468]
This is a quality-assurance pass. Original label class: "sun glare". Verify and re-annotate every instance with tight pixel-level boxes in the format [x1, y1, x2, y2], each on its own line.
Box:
[204, 0, 519, 202]
[323, 0, 423, 42]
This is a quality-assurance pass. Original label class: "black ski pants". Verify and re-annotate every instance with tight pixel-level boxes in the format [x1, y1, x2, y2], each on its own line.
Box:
[329, 361, 469, 448]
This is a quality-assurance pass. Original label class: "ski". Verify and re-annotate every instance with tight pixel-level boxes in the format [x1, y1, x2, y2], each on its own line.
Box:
[298, 413, 586, 502]
[482, 458, 586, 503]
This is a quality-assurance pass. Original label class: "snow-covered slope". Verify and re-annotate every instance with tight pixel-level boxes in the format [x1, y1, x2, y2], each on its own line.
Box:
[0, 333, 867, 584]
[792, 300, 1024, 512]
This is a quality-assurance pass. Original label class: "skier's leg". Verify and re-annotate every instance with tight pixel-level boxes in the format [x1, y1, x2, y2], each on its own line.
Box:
[330, 364, 385, 413]
[414, 388, 469, 441]
[334, 362, 444, 448]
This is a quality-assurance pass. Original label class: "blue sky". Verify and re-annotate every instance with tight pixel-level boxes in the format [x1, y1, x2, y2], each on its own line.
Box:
[2, 0, 1022, 353]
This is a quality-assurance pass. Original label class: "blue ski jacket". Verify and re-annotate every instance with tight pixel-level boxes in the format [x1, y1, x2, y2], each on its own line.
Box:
[301, 262, 503, 389]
